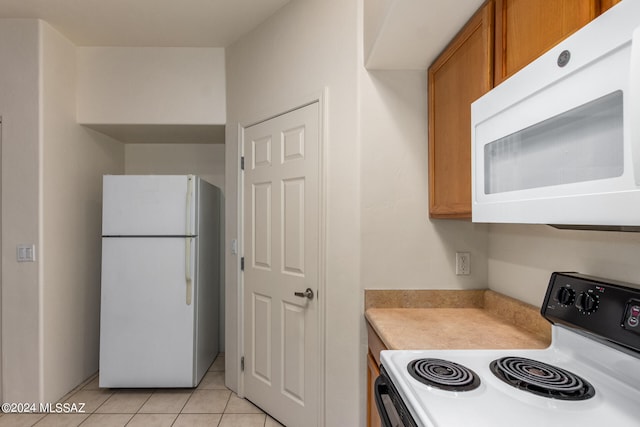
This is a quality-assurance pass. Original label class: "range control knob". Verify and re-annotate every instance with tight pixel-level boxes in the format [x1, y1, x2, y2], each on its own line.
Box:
[556, 287, 575, 306]
[626, 305, 640, 328]
[575, 292, 599, 314]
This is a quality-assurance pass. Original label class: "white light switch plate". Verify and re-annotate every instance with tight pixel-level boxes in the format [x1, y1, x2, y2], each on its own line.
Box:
[17, 244, 36, 262]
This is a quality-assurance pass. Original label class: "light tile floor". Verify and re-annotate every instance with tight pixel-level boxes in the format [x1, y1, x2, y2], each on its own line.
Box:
[0, 355, 285, 427]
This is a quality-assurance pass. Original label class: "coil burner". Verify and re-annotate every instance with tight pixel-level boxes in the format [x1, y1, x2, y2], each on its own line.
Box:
[490, 357, 595, 400]
[408, 358, 480, 392]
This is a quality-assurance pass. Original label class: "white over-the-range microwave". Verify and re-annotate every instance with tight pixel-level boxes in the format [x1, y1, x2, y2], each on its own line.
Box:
[471, 0, 640, 229]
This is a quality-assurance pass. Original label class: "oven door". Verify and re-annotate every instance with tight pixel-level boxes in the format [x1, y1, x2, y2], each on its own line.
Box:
[374, 366, 418, 427]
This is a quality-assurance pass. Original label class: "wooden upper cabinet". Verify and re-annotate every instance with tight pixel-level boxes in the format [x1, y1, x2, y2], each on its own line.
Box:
[494, 0, 619, 85]
[427, 0, 621, 219]
[428, 1, 494, 218]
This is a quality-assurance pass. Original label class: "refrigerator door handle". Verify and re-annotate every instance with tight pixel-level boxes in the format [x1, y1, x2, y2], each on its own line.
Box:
[186, 175, 194, 235]
[186, 237, 193, 305]
[185, 175, 194, 306]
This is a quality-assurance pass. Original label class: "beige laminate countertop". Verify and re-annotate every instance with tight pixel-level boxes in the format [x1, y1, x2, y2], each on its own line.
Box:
[365, 290, 551, 350]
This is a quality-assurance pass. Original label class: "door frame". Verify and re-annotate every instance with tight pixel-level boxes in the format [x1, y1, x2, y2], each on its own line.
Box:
[235, 90, 327, 426]
[0, 117, 3, 403]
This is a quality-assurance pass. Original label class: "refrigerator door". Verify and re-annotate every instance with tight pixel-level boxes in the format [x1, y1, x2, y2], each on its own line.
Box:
[102, 175, 198, 236]
[100, 236, 198, 388]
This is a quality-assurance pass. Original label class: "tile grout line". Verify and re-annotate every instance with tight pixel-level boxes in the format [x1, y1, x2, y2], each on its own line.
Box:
[123, 391, 154, 426]
[216, 390, 233, 427]
[10, 355, 233, 427]
[166, 387, 197, 427]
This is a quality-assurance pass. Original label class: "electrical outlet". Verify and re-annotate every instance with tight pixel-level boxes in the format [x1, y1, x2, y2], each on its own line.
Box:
[455, 252, 470, 275]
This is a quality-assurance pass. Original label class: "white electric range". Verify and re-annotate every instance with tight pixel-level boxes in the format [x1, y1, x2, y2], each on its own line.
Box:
[375, 272, 640, 427]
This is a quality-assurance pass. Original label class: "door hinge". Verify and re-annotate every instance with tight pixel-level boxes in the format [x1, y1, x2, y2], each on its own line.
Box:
[241, 257, 245, 271]
[241, 356, 245, 372]
[241, 156, 245, 170]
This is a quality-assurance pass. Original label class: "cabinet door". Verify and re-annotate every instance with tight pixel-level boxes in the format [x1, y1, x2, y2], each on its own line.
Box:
[367, 351, 382, 427]
[428, 1, 494, 218]
[494, 0, 602, 85]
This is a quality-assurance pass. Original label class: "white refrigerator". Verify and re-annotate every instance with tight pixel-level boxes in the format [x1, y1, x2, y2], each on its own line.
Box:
[99, 175, 221, 388]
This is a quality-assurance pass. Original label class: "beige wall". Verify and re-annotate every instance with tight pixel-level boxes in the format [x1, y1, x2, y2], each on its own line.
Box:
[225, 0, 361, 425]
[77, 47, 226, 125]
[0, 19, 41, 403]
[0, 19, 124, 403]
[487, 224, 640, 306]
[360, 70, 488, 291]
[41, 22, 125, 403]
[124, 143, 224, 190]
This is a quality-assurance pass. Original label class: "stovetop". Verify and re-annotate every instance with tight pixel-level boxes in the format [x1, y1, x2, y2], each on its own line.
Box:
[381, 329, 640, 426]
[380, 273, 640, 427]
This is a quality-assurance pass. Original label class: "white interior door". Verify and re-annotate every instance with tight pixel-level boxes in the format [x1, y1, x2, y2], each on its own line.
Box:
[243, 103, 320, 427]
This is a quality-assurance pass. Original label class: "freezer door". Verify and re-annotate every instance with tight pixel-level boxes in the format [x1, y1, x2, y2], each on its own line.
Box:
[100, 237, 197, 388]
[102, 175, 197, 236]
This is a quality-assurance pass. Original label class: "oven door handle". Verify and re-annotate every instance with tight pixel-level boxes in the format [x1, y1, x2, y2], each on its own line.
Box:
[374, 375, 399, 427]
[375, 371, 419, 427]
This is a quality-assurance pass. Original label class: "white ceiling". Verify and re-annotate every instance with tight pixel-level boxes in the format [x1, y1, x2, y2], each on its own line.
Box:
[0, 0, 291, 47]
[0, 0, 484, 68]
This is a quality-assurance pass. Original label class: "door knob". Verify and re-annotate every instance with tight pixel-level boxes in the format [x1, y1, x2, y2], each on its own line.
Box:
[294, 288, 314, 300]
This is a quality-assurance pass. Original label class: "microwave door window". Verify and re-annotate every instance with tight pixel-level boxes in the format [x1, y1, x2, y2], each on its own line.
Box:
[484, 90, 624, 195]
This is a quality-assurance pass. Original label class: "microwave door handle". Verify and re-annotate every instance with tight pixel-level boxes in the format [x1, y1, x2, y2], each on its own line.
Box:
[631, 26, 640, 185]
